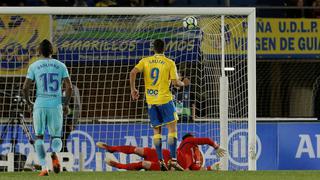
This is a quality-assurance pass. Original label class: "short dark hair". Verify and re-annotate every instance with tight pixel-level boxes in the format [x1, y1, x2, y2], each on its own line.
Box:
[182, 133, 194, 140]
[39, 39, 53, 58]
[153, 39, 165, 53]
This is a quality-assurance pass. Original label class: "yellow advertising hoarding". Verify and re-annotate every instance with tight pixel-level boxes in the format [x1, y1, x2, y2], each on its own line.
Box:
[256, 18, 319, 57]
[0, 16, 319, 76]
[0, 15, 50, 76]
[201, 18, 320, 57]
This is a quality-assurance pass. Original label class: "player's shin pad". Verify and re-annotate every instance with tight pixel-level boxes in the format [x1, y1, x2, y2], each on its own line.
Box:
[35, 139, 47, 166]
[51, 137, 62, 153]
[153, 134, 163, 160]
[168, 132, 177, 158]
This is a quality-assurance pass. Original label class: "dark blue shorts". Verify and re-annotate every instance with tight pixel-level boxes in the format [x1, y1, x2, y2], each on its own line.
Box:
[148, 101, 178, 128]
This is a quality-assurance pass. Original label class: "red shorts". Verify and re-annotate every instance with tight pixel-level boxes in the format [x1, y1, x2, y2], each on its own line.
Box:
[143, 148, 171, 171]
[143, 147, 158, 162]
[177, 147, 203, 170]
[190, 163, 201, 170]
[143, 147, 160, 171]
[177, 152, 193, 169]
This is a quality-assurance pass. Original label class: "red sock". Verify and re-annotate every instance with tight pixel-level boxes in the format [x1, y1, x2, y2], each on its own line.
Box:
[108, 146, 135, 154]
[114, 162, 143, 170]
[149, 162, 160, 171]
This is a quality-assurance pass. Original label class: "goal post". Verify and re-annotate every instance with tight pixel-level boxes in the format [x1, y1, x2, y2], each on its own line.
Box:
[0, 7, 256, 171]
[247, 10, 257, 171]
[219, 15, 229, 170]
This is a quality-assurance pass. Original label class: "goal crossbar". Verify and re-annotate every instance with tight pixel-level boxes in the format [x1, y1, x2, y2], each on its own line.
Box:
[0, 7, 255, 15]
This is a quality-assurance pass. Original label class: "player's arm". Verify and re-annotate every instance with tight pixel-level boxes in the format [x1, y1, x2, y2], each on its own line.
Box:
[175, 74, 191, 90]
[22, 78, 33, 108]
[130, 67, 140, 101]
[187, 137, 226, 157]
[170, 62, 190, 88]
[61, 64, 73, 115]
[187, 137, 219, 148]
[22, 65, 35, 111]
[130, 59, 144, 101]
[63, 77, 73, 115]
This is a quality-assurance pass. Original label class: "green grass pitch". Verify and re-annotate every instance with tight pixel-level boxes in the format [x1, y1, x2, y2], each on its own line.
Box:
[1, 171, 320, 180]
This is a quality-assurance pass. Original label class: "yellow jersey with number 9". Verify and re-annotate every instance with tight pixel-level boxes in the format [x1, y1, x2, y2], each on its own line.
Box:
[135, 54, 179, 105]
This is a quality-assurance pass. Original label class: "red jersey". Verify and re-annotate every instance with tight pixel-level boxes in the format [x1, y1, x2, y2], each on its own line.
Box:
[177, 137, 219, 170]
[143, 148, 171, 164]
[143, 148, 171, 171]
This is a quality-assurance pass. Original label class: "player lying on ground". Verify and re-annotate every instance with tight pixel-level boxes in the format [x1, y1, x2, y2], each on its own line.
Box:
[177, 133, 226, 171]
[96, 133, 225, 171]
[23, 39, 73, 176]
[96, 142, 171, 171]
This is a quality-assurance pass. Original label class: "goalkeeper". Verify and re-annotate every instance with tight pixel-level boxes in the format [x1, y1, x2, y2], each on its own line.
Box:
[96, 132, 225, 171]
[177, 133, 226, 171]
[96, 142, 171, 171]
[130, 39, 189, 171]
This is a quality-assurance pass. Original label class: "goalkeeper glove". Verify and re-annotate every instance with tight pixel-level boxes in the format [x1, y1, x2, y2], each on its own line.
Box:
[216, 147, 226, 158]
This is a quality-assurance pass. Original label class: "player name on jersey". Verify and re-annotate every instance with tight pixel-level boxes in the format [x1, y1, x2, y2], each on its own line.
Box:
[149, 59, 165, 65]
[36, 63, 61, 70]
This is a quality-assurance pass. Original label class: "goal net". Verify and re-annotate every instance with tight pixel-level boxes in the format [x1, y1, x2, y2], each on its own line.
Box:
[0, 7, 256, 171]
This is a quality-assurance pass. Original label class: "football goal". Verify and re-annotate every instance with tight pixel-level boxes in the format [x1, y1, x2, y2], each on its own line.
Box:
[0, 7, 256, 171]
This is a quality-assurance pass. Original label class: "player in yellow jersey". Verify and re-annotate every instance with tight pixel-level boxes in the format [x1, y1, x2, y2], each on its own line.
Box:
[130, 39, 190, 171]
